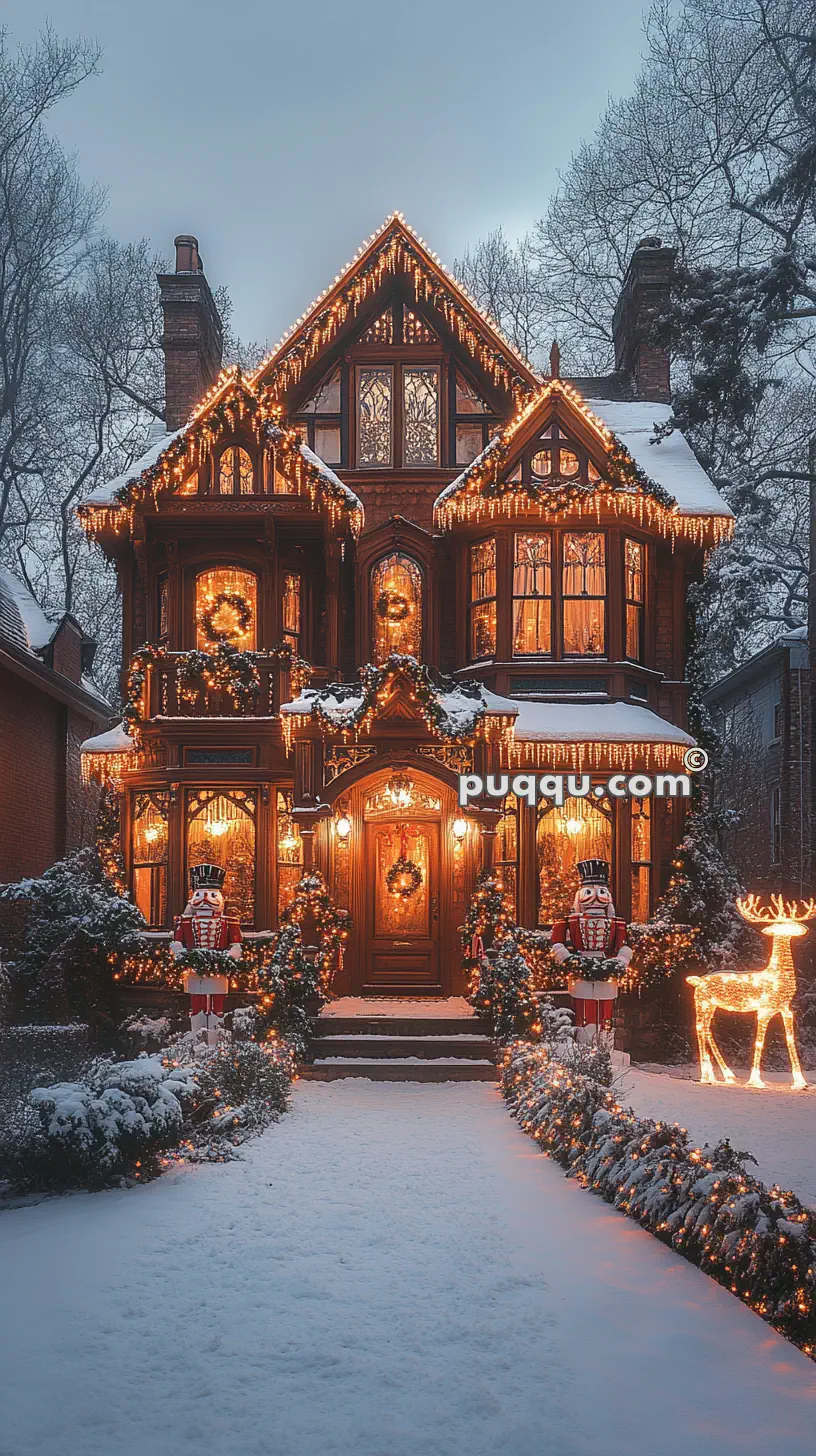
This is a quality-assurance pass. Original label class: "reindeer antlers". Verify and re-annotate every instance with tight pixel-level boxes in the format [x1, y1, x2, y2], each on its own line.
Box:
[737, 893, 816, 924]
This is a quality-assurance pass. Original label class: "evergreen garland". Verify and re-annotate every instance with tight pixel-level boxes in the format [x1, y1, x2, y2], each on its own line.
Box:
[296, 654, 508, 742]
[502, 1040, 816, 1361]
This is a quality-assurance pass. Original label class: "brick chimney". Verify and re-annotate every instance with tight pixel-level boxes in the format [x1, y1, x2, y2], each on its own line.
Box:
[157, 236, 224, 429]
[612, 237, 676, 403]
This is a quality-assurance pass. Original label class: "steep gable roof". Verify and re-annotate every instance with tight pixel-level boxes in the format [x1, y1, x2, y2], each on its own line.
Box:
[434, 379, 734, 547]
[251, 214, 540, 407]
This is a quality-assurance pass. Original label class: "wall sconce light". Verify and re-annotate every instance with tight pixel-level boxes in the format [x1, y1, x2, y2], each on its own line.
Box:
[335, 814, 352, 841]
[452, 817, 468, 842]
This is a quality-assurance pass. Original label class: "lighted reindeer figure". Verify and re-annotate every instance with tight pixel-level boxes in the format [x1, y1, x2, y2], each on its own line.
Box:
[687, 894, 814, 1090]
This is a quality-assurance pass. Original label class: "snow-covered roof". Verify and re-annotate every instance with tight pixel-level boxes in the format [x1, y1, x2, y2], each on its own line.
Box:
[511, 699, 694, 747]
[585, 400, 733, 519]
[84, 427, 184, 507]
[80, 722, 134, 755]
[280, 681, 517, 731]
[0, 568, 58, 652]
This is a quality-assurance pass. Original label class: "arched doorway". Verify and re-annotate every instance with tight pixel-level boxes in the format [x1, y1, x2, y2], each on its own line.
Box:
[329, 764, 470, 996]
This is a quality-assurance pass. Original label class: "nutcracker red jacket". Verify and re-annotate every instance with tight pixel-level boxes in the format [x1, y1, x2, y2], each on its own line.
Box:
[172, 914, 242, 951]
[550, 914, 628, 956]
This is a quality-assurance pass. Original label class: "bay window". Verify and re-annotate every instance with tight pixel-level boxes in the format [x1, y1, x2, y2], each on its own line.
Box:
[513, 533, 552, 655]
[187, 790, 256, 924]
[562, 532, 606, 656]
[624, 538, 645, 662]
[630, 796, 651, 921]
[537, 796, 613, 926]
[132, 792, 170, 926]
[469, 538, 497, 660]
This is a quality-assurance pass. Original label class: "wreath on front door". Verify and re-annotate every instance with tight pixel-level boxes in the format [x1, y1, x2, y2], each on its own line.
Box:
[386, 855, 423, 900]
[199, 592, 253, 644]
[385, 825, 423, 900]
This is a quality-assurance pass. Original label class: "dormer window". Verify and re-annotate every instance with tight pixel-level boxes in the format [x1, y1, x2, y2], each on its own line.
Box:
[218, 446, 254, 495]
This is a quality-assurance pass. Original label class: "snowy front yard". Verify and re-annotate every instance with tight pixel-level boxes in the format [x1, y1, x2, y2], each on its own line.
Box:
[620, 1065, 816, 1206]
[2, 1080, 816, 1456]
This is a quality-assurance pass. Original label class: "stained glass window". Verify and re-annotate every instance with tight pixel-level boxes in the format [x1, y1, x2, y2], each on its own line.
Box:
[537, 797, 612, 926]
[403, 367, 439, 466]
[132, 792, 170, 926]
[372, 553, 423, 663]
[277, 790, 303, 918]
[357, 367, 392, 466]
[282, 571, 302, 655]
[196, 568, 257, 651]
[187, 790, 256, 925]
[469, 538, 497, 660]
[562, 532, 606, 656]
[630, 797, 651, 921]
[218, 446, 254, 495]
[513, 533, 552, 655]
[625, 538, 645, 662]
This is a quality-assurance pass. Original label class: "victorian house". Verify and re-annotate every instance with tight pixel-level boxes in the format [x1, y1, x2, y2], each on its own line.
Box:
[79, 218, 733, 996]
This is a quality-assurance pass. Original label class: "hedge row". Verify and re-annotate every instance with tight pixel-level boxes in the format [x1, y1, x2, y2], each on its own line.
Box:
[501, 1041, 816, 1358]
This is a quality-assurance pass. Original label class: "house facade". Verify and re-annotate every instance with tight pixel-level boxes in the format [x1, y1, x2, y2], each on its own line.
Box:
[704, 628, 811, 896]
[0, 568, 111, 883]
[79, 218, 733, 996]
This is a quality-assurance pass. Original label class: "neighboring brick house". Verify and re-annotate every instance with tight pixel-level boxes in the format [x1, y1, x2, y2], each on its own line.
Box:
[703, 628, 811, 895]
[0, 569, 112, 883]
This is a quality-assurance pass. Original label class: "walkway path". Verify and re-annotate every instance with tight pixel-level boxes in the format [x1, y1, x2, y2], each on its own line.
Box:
[2, 1081, 816, 1456]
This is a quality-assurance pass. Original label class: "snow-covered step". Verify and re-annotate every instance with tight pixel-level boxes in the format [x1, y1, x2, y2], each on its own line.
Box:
[316, 1016, 491, 1038]
[310, 1034, 494, 1061]
[300, 1058, 497, 1083]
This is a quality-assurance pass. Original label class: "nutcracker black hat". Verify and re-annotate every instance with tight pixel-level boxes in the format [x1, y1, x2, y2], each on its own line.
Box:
[576, 859, 610, 886]
[190, 862, 226, 891]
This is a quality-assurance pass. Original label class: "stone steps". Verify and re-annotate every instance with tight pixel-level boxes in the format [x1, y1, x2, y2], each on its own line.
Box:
[302, 1001, 497, 1082]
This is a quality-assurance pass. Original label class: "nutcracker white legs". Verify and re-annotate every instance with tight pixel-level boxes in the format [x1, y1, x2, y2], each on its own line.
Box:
[568, 977, 618, 1047]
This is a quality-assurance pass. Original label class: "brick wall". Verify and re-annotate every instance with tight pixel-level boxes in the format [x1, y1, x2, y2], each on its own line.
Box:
[0, 667, 64, 880]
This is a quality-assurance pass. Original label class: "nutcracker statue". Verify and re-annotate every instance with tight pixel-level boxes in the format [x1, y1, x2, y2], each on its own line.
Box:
[170, 863, 242, 1044]
[550, 859, 631, 1045]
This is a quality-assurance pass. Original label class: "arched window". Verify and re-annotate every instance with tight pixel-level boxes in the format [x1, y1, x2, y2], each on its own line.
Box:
[195, 567, 257, 651]
[218, 446, 254, 495]
[536, 796, 613, 925]
[371, 553, 423, 662]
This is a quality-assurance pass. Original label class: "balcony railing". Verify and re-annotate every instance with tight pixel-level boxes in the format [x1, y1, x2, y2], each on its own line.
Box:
[146, 653, 324, 721]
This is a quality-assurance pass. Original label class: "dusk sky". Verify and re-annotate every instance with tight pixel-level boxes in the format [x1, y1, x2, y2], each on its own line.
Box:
[6, 1, 651, 344]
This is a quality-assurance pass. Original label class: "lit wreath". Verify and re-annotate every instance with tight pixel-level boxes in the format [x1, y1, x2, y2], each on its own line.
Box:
[385, 856, 423, 900]
[376, 590, 411, 623]
[199, 592, 253, 644]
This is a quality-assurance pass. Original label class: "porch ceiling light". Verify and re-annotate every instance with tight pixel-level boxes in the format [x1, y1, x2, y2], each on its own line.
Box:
[385, 772, 413, 809]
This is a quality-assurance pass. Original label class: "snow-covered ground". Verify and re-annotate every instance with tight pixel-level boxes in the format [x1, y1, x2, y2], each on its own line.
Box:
[2, 1080, 816, 1456]
[620, 1064, 816, 1207]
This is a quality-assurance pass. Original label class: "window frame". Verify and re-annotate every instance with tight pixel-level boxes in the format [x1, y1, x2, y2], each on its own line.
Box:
[468, 536, 498, 662]
[402, 363, 441, 469]
[624, 537, 646, 663]
[560, 529, 608, 659]
[512, 531, 553, 658]
[356, 363, 395, 468]
[216, 444, 255, 496]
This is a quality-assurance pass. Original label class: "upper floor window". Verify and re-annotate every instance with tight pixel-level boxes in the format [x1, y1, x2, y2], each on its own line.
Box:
[282, 571, 302, 656]
[469, 538, 497, 660]
[218, 445, 254, 495]
[372, 553, 423, 662]
[624, 538, 645, 662]
[513, 533, 552, 656]
[454, 370, 498, 465]
[562, 532, 606, 656]
[196, 567, 257, 651]
[296, 367, 342, 465]
[403, 367, 439, 466]
[524, 423, 603, 485]
[358, 367, 393, 466]
[157, 573, 169, 644]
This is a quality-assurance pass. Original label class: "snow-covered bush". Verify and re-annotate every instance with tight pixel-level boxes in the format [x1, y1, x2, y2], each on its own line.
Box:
[2, 1054, 194, 1191]
[1, 1031, 295, 1192]
[0, 850, 144, 1036]
[502, 1040, 816, 1358]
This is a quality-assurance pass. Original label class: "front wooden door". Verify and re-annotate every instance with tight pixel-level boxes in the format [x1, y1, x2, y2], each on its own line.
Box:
[364, 820, 441, 993]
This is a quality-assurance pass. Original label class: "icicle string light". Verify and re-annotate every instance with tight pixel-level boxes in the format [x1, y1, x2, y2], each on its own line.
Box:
[433, 379, 734, 549]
